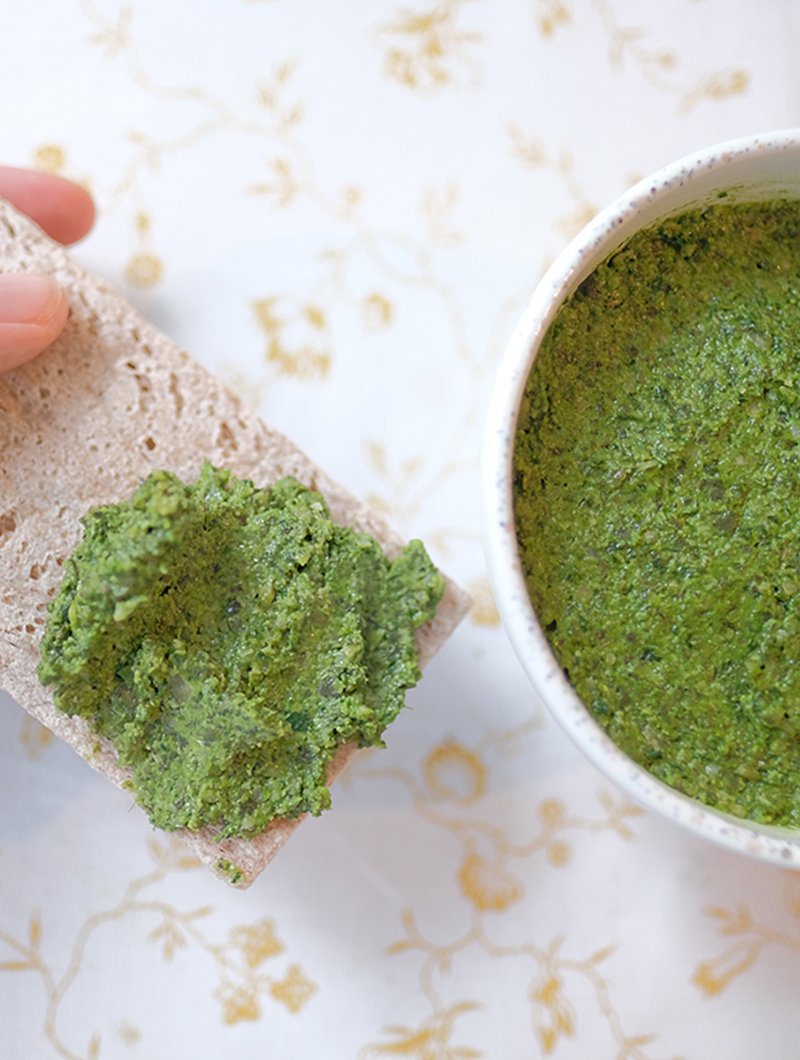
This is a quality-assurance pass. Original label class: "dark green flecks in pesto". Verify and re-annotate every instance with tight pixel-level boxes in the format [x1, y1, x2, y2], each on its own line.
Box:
[514, 199, 800, 827]
[215, 859, 245, 885]
[38, 462, 444, 838]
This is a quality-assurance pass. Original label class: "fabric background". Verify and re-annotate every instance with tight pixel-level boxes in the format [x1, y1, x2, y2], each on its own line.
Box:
[2, 2, 800, 1056]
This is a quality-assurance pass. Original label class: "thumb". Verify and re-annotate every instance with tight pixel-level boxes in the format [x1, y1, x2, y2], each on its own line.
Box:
[0, 272, 69, 373]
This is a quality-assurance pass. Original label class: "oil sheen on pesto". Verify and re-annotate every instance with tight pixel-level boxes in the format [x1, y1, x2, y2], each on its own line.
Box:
[514, 198, 800, 827]
[38, 462, 444, 837]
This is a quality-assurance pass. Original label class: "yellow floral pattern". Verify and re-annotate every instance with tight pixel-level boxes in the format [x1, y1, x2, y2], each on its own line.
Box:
[0, 837, 318, 1055]
[374, 1, 482, 91]
[532, 0, 749, 113]
[351, 737, 654, 1053]
[19, 715, 54, 759]
[693, 872, 800, 998]
[252, 295, 332, 380]
[358, 1001, 481, 1058]
[2, 0, 784, 1055]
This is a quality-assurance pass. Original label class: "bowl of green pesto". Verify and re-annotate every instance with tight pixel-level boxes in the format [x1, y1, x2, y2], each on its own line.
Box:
[483, 130, 800, 865]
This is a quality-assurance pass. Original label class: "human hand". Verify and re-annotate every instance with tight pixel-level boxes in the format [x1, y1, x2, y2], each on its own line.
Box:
[0, 166, 95, 373]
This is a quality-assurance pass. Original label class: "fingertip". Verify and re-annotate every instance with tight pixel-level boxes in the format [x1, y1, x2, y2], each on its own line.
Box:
[0, 167, 96, 245]
[0, 274, 69, 373]
[61, 182, 95, 245]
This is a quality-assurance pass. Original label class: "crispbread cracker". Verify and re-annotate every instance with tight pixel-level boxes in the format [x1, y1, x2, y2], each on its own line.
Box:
[0, 199, 470, 887]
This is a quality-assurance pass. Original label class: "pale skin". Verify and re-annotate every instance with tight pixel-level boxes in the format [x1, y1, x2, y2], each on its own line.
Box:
[0, 166, 95, 373]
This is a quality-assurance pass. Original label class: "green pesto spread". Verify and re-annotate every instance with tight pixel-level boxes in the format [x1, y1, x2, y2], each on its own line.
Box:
[38, 462, 444, 837]
[514, 198, 800, 827]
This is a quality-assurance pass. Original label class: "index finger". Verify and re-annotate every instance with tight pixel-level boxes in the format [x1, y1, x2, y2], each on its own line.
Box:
[0, 166, 95, 246]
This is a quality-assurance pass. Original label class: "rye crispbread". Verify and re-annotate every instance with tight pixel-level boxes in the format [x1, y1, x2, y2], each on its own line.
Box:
[0, 198, 470, 887]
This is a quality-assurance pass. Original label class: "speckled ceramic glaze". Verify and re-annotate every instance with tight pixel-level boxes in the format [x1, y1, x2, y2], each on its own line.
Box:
[483, 130, 800, 865]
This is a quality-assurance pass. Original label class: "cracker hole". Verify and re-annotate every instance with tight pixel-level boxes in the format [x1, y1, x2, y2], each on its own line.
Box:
[216, 422, 238, 452]
[0, 510, 17, 546]
[169, 372, 184, 416]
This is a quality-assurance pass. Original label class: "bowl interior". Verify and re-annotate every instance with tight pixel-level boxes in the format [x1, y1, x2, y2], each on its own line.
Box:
[483, 130, 800, 866]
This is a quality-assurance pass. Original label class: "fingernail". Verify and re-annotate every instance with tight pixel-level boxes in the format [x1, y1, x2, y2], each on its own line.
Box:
[0, 273, 64, 325]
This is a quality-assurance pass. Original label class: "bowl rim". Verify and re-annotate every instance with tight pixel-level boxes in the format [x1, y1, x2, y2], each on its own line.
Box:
[482, 128, 800, 866]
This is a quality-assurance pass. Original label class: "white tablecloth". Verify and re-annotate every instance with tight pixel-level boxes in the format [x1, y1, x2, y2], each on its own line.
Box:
[3, 2, 799, 1056]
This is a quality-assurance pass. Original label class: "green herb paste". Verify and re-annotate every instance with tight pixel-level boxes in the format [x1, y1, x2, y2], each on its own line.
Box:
[38, 462, 444, 837]
[514, 198, 800, 827]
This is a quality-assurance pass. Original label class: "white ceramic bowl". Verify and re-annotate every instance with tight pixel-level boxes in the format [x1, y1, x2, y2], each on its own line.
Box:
[483, 129, 800, 865]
